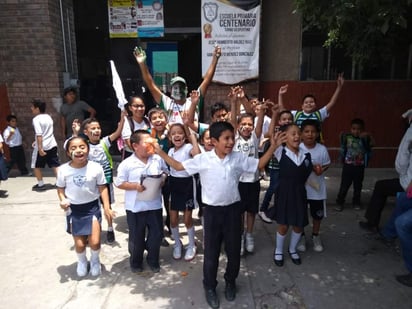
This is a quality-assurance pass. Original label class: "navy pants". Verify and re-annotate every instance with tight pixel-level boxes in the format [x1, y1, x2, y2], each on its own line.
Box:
[126, 209, 163, 269]
[203, 202, 241, 290]
[336, 164, 365, 205]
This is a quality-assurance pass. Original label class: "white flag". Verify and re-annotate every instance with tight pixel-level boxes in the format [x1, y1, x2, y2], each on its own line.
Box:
[110, 60, 128, 110]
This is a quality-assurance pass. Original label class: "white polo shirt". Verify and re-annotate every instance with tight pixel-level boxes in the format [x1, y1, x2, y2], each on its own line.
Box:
[3, 126, 23, 147]
[182, 150, 258, 206]
[114, 153, 168, 213]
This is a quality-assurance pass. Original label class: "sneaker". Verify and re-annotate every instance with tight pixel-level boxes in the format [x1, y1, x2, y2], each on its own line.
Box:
[184, 245, 197, 261]
[245, 233, 254, 253]
[106, 230, 115, 244]
[312, 235, 324, 252]
[258, 211, 273, 224]
[334, 204, 344, 212]
[32, 184, 46, 191]
[297, 235, 306, 252]
[90, 260, 101, 276]
[240, 233, 245, 256]
[76, 260, 88, 277]
[173, 242, 182, 260]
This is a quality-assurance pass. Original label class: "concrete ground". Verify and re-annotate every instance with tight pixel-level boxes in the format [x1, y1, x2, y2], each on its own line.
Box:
[0, 167, 411, 309]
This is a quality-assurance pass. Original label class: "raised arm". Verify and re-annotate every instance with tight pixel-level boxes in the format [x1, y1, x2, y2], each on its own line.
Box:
[183, 90, 200, 132]
[277, 84, 288, 112]
[133, 47, 163, 104]
[154, 142, 185, 171]
[267, 102, 280, 137]
[185, 125, 201, 157]
[254, 100, 267, 139]
[109, 110, 127, 142]
[198, 45, 221, 97]
[324, 73, 344, 113]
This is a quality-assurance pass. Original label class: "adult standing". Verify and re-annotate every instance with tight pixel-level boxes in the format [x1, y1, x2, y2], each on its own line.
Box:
[133, 45, 221, 126]
[60, 86, 96, 138]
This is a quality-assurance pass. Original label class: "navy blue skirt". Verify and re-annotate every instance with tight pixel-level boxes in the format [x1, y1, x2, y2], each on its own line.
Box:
[66, 200, 101, 236]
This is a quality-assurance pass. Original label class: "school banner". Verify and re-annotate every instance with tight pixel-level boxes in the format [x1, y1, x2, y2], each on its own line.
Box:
[136, 0, 164, 37]
[108, 0, 164, 38]
[201, 0, 261, 84]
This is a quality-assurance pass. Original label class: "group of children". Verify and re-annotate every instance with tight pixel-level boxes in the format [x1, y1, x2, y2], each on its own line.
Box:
[1, 46, 380, 308]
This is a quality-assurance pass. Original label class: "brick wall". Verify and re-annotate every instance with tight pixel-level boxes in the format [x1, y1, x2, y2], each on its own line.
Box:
[0, 0, 76, 155]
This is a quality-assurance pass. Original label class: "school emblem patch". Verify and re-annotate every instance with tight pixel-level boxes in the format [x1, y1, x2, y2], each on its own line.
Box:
[73, 175, 86, 187]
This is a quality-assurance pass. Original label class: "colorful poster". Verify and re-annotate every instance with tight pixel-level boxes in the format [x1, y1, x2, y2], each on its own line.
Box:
[108, 0, 138, 38]
[108, 0, 164, 38]
[136, 0, 164, 37]
[201, 0, 261, 84]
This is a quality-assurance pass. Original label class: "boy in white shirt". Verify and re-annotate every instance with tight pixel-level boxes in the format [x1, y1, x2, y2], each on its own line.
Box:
[115, 130, 168, 273]
[298, 120, 331, 252]
[31, 99, 60, 191]
[3, 115, 29, 176]
[154, 121, 278, 309]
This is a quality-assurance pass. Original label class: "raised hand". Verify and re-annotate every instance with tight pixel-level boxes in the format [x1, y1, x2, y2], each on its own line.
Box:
[337, 72, 344, 88]
[133, 46, 147, 64]
[279, 85, 288, 95]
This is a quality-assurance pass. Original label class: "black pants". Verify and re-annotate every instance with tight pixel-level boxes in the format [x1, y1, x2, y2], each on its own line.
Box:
[364, 178, 403, 227]
[126, 209, 163, 269]
[203, 203, 241, 290]
[8, 145, 28, 174]
[336, 164, 365, 205]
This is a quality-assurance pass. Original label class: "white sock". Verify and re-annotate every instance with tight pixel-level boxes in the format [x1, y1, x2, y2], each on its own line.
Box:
[171, 227, 180, 247]
[90, 249, 100, 263]
[76, 250, 87, 263]
[38, 180, 44, 187]
[107, 226, 113, 232]
[187, 226, 195, 248]
[275, 232, 286, 258]
[289, 231, 302, 254]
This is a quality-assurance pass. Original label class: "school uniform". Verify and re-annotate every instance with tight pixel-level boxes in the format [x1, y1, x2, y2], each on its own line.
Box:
[31, 113, 60, 169]
[274, 147, 313, 227]
[182, 149, 258, 290]
[115, 153, 168, 270]
[168, 143, 196, 211]
[234, 131, 260, 214]
[300, 143, 331, 220]
[3, 126, 29, 175]
[56, 161, 106, 236]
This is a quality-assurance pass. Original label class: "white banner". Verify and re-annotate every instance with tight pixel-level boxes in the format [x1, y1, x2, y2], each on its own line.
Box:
[201, 0, 261, 84]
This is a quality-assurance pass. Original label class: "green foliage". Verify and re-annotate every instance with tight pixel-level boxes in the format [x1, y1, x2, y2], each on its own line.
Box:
[294, 0, 412, 67]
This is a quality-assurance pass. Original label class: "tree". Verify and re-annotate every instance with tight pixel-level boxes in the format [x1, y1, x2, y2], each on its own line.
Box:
[294, 0, 412, 79]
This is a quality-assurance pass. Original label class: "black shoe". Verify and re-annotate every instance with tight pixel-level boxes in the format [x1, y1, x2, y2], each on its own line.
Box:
[359, 221, 378, 233]
[149, 265, 160, 273]
[0, 190, 8, 198]
[204, 288, 219, 309]
[289, 252, 301, 265]
[273, 253, 284, 267]
[224, 282, 236, 302]
[32, 184, 46, 191]
[131, 266, 143, 273]
[106, 230, 115, 244]
[395, 273, 412, 287]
